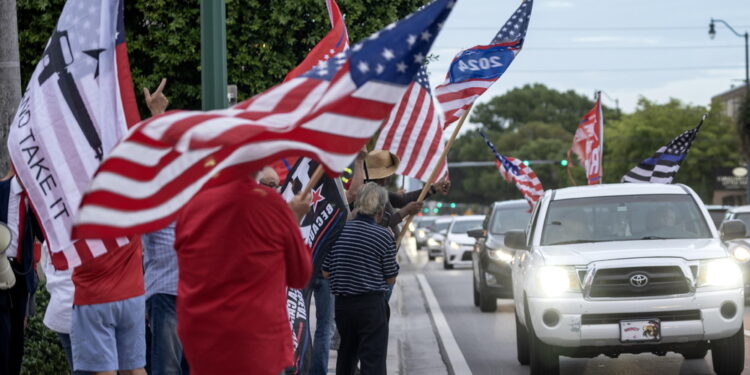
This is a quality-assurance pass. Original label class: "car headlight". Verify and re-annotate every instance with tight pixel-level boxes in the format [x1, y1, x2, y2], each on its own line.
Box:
[697, 259, 743, 288]
[732, 246, 750, 263]
[427, 238, 441, 247]
[417, 229, 425, 237]
[449, 241, 461, 250]
[487, 248, 514, 263]
[536, 266, 580, 296]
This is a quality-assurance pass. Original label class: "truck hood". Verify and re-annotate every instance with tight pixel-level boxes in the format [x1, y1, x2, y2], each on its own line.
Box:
[538, 238, 728, 266]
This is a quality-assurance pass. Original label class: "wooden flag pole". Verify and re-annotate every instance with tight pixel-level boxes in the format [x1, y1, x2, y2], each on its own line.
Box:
[301, 165, 326, 196]
[396, 106, 473, 248]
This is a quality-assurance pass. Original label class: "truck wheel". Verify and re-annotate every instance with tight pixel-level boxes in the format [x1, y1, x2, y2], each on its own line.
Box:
[472, 270, 480, 307]
[679, 347, 707, 359]
[711, 325, 744, 375]
[443, 257, 454, 270]
[529, 326, 559, 375]
[479, 283, 497, 312]
[516, 311, 530, 365]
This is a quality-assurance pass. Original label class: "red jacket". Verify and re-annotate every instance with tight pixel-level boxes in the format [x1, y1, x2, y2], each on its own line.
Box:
[175, 178, 311, 375]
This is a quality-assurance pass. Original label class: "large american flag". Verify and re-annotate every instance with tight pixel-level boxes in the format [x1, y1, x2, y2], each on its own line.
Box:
[272, 0, 350, 182]
[435, 0, 533, 125]
[479, 131, 543, 208]
[73, 0, 457, 240]
[7, 0, 137, 269]
[374, 66, 447, 181]
[622, 115, 706, 184]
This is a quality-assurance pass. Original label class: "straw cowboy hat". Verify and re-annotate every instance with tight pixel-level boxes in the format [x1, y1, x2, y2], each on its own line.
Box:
[365, 150, 400, 180]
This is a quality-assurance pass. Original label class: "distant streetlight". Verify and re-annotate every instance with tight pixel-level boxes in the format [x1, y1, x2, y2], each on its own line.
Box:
[708, 18, 749, 90]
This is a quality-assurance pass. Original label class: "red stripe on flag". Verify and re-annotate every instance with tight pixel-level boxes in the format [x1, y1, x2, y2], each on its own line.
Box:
[381, 84, 415, 151]
[394, 88, 427, 159]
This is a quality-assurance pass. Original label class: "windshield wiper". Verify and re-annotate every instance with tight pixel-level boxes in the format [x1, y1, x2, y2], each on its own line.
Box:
[639, 236, 671, 240]
[546, 239, 600, 245]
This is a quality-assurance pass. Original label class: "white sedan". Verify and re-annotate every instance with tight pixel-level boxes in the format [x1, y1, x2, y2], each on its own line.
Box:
[442, 215, 485, 269]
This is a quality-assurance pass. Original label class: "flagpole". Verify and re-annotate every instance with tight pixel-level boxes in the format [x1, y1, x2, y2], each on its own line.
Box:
[301, 165, 326, 196]
[597, 90, 604, 184]
[396, 106, 472, 249]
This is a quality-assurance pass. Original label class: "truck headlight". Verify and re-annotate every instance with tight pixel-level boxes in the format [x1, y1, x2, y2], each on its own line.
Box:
[537, 266, 580, 296]
[488, 248, 513, 263]
[732, 246, 750, 263]
[427, 238, 441, 247]
[697, 259, 743, 288]
[449, 241, 461, 250]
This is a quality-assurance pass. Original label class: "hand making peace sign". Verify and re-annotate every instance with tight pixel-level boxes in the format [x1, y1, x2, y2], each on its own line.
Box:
[143, 78, 169, 116]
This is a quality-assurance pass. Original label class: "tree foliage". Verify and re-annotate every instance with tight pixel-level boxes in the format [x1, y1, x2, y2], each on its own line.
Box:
[16, 0, 430, 116]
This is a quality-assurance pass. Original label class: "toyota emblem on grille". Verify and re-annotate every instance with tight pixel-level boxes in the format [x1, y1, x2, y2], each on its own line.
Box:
[630, 274, 649, 288]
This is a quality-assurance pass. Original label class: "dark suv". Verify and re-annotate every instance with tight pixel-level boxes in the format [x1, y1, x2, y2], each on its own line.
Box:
[470, 200, 531, 312]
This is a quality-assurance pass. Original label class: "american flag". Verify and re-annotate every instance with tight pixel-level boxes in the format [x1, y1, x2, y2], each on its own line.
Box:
[272, 0, 350, 182]
[435, 0, 533, 125]
[479, 131, 543, 208]
[622, 115, 706, 184]
[7, 0, 137, 269]
[72, 0, 457, 240]
[374, 66, 447, 182]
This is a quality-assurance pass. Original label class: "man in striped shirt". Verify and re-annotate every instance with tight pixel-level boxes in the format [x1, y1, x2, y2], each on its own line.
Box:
[322, 182, 398, 375]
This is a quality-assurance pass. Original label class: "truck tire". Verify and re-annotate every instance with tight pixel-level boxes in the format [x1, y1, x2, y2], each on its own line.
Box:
[443, 257, 454, 270]
[516, 311, 530, 365]
[527, 300, 559, 375]
[711, 325, 744, 375]
[479, 283, 497, 312]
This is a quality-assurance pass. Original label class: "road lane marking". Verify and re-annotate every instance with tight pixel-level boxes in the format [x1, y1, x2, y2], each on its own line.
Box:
[416, 273, 473, 375]
[744, 329, 750, 337]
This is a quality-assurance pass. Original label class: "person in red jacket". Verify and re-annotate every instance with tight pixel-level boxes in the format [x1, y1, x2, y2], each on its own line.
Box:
[174, 176, 312, 375]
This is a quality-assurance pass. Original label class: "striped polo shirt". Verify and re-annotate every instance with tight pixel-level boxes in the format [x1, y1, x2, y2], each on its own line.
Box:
[322, 214, 399, 296]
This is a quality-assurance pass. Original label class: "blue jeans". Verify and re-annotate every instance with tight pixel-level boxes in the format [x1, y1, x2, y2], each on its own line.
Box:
[147, 294, 189, 375]
[310, 275, 335, 375]
[56, 332, 92, 375]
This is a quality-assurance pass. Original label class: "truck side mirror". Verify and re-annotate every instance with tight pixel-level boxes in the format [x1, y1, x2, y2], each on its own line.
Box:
[720, 220, 746, 242]
[467, 228, 485, 239]
[505, 230, 528, 251]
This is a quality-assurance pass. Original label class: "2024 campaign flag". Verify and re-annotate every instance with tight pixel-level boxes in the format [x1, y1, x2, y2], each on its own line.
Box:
[435, 0, 533, 125]
[73, 0, 458, 239]
[8, 0, 137, 269]
[571, 93, 604, 185]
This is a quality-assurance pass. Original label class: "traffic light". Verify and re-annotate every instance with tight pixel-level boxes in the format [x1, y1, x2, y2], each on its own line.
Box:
[450, 202, 457, 208]
[522, 160, 530, 166]
[423, 208, 429, 213]
[436, 202, 443, 208]
[560, 159, 569, 167]
[433, 208, 439, 214]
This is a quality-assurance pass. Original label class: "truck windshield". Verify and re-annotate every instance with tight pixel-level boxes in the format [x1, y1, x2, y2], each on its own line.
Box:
[490, 207, 532, 234]
[541, 194, 712, 246]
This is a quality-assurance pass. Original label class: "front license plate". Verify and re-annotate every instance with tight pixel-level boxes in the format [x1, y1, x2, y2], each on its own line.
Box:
[619, 319, 661, 342]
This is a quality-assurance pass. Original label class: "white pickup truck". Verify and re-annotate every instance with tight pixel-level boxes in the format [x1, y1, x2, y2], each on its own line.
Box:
[508, 183, 746, 375]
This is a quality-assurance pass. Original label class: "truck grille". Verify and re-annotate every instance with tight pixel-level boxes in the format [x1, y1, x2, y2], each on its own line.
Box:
[589, 266, 689, 298]
[581, 310, 701, 325]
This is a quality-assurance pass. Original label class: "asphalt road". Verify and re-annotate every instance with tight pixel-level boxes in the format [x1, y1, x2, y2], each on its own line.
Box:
[417, 251, 750, 375]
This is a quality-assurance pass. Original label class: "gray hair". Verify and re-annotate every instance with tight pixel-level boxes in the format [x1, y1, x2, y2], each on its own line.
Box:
[354, 182, 388, 216]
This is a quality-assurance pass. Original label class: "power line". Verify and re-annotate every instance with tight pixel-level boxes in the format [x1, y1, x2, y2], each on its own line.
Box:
[508, 65, 744, 73]
[435, 44, 745, 51]
[444, 25, 750, 31]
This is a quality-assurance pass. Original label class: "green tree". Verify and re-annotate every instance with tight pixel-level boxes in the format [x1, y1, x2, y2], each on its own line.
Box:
[17, 0, 430, 116]
[604, 98, 741, 201]
[470, 83, 620, 133]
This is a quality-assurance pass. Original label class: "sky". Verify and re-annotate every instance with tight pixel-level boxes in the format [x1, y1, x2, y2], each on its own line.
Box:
[427, 0, 750, 116]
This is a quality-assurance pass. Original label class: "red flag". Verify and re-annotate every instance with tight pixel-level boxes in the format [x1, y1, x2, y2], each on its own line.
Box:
[571, 93, 603, 185]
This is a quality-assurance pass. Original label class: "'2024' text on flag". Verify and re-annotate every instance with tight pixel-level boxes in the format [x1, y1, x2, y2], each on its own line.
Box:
[571, 93, 603, 185]
[435, 0, 533, 125]
[72, 0, 458, 240]
[479, 131, 543, 208]
[375, 66, 447, 182]
[8, 0, 138, 269]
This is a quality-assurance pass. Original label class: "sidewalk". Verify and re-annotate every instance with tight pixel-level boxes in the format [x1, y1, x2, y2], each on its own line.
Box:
[312, 238, 449, 374]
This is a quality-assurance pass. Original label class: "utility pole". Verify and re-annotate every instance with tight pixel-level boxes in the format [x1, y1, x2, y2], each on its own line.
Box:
[200, 0, 228, 111]
[0, 0, 21, 175]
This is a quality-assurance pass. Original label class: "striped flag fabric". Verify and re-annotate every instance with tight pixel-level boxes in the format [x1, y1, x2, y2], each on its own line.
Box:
[435, 0, 533, 125]
[72, 0, 457, 240]
[7, 0, 137, 269]
[479, 131, 543, 208]
[622, 115, 706, 184]
[272, 0, 350, 182]
[374, 66, 447, 181]
[571, 92, 604, 184]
